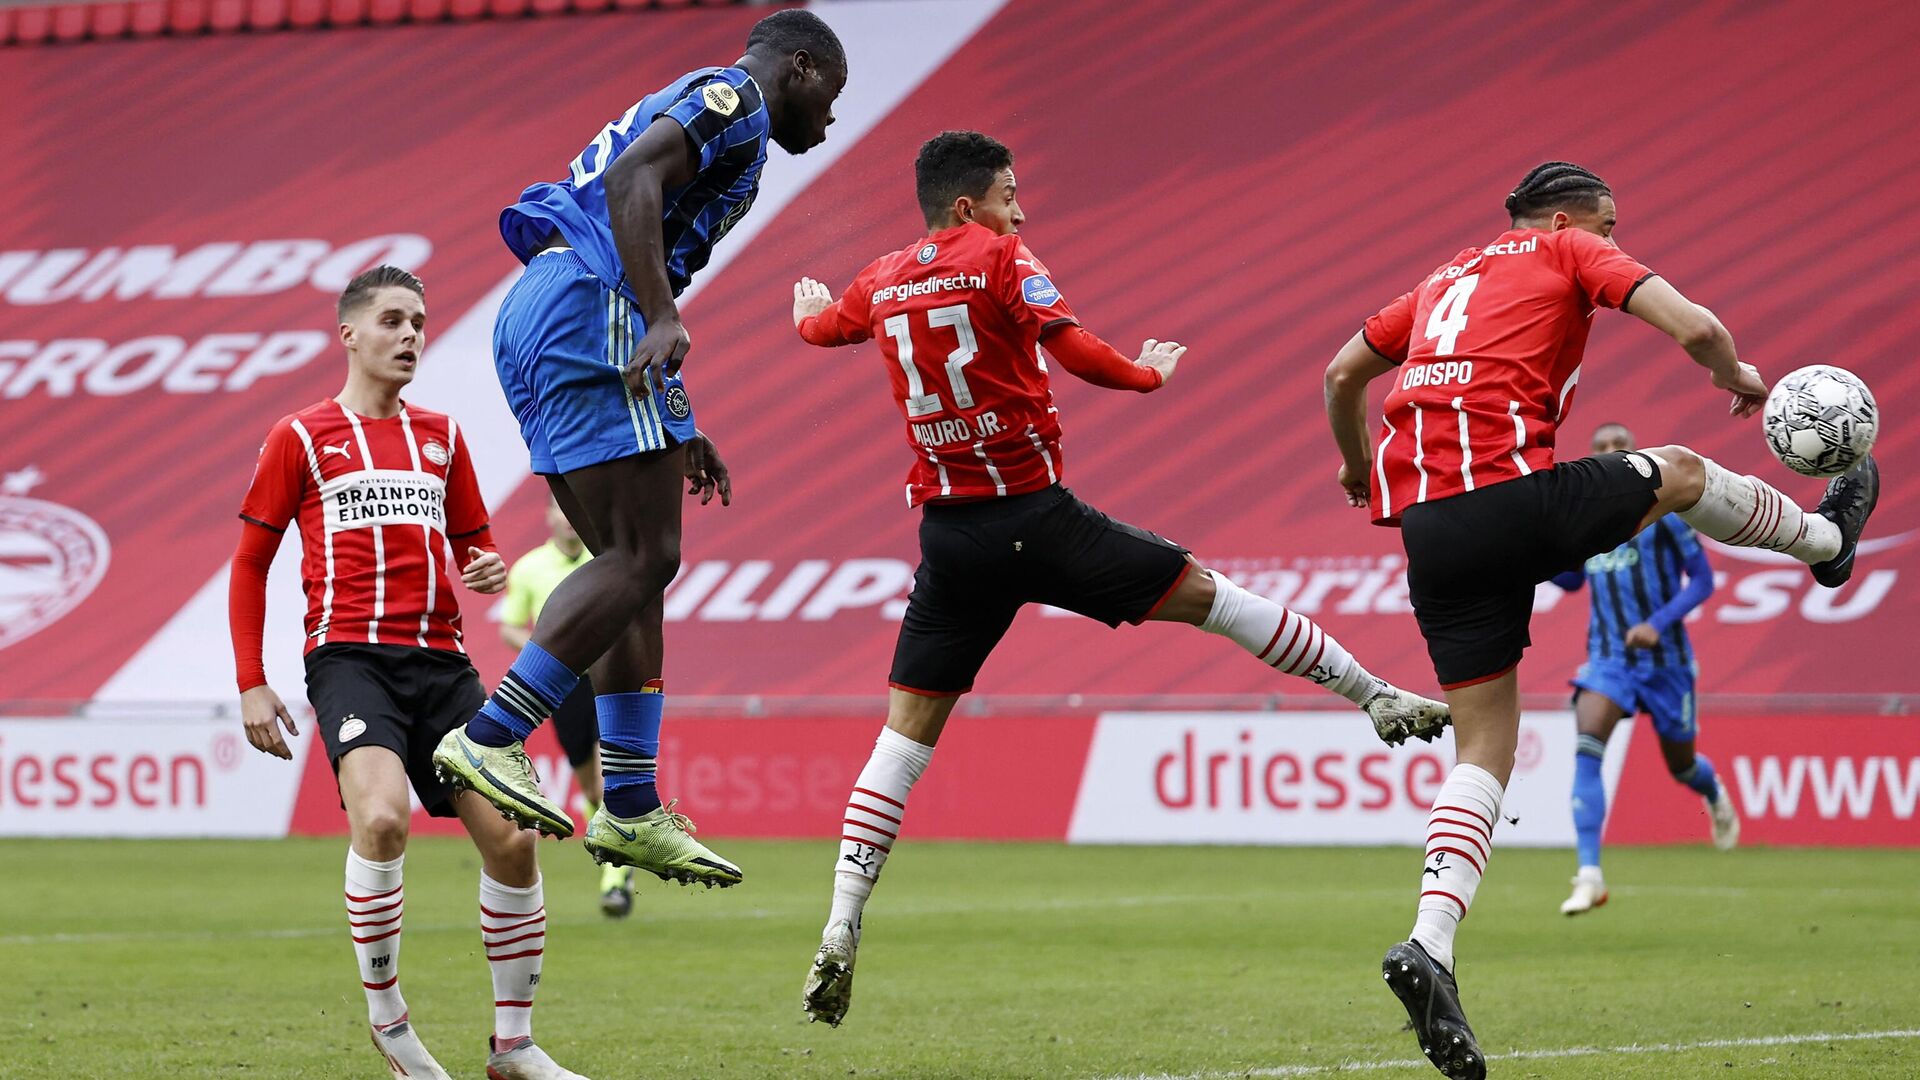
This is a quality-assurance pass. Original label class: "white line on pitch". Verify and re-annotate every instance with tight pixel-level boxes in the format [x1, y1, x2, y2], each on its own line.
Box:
[1101, 1028, 1920, 1079]
[0, 891, 1240, 947]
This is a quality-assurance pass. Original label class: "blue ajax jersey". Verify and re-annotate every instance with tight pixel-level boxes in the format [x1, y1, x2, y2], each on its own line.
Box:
[500, 66, 770, 303]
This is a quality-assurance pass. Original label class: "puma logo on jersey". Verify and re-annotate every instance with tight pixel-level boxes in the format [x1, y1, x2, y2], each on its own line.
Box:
[321, 441, 352, 459]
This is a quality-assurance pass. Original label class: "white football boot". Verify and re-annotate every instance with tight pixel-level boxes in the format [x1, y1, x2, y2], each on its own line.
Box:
[1560, 866, 1608, 916]
[1710, 788, 1741, 851]
[369, 1015, 453, 1080]
[486, 1036, 591, 1080]
[1361, 684, 1451, 746]
[803, 918, 860, 1027]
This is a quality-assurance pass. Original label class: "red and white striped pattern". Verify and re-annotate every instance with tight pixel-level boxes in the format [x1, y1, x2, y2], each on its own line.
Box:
[1420, 798, 1494, 919]
[345, 874, 407, 1026]
[1255, 608, 1326, 677]
[1725, 474, 1807, 553]
[481, 882, 545, 1041]
[843, 786, 904, 854]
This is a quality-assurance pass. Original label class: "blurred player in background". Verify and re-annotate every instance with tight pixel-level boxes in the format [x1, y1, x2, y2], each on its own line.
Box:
[1324, 162, 1878, 1079]
[1551, 421, 1738, 917]
[433, 8, 847, 890]
[228, 267, 586, 1080]
[789, 130, 1452, 1027]
[499, 496, 636, 918]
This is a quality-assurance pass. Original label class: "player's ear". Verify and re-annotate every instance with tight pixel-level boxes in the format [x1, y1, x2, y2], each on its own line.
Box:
[1550, 211, 1571, 232]
[338, 322, 355, 349]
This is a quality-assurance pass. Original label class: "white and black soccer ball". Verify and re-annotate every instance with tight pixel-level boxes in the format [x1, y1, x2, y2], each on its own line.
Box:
[1761, 364, 1878, 478]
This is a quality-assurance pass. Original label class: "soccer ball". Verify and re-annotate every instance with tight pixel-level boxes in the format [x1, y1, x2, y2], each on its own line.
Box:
[1761, 365, 1878, 478]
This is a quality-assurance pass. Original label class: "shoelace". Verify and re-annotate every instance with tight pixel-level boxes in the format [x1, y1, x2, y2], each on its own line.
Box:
[659, 798, 697, 835]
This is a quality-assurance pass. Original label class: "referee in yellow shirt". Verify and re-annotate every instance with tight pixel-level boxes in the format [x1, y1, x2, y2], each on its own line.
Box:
[501, 496, 634, 917]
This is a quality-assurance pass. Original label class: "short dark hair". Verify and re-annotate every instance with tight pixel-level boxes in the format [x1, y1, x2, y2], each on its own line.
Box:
[337, 265, 423, 321]
[1505, 161, 1611, 222]
[915, 130, 1013, 224]
[746, 9, 845, 73]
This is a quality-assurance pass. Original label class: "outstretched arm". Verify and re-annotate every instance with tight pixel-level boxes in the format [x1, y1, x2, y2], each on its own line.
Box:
[1040, 324, 1178, 392]
[793, 276, 869, 347]
[1646, 534, 1715, 633]
[1324, 330, 1396, 507]
[1622, 277, 1767, 418]
[603, 118, 700, 392]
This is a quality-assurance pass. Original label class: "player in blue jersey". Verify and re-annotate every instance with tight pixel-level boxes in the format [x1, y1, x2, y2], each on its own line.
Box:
[1551, 422, 1740, 916]
[435, 9, 847, 886]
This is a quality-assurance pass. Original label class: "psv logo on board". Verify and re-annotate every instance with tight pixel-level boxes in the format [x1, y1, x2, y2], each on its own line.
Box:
[702, 83, 740, 116]
[0, 467, 111, 652]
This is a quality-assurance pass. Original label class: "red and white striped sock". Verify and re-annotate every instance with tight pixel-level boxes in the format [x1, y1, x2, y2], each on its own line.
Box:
[828, 726, 935, 933]
[480, 874, 545, 1042]
[1200, 571, 1385, 705]
[345, 849, 407, 1026]
[1680, 457, 1840, 562]
[1409, 763, 1504, 974]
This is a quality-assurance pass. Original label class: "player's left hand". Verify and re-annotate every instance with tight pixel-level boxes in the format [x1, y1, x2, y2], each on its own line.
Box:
[685, 430, 732, 506]
[1624, 622, 1661, 649]
[1715, 361, 1768, 418]
[463, 547, 507, 594]
[1338, 461, 1371, 508]
[793, 277, 833, 327]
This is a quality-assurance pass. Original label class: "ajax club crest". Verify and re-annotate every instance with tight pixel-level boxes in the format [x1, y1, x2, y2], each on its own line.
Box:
[0, 466, 112, 651]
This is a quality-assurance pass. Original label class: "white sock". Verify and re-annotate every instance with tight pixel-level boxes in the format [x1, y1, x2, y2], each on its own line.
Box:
[345, 849, 407, 1026]
[480, 873, 545, 1042]
[1679, 456, 1840, 563]
[1409, 764, 1504, 973]
[829, 726, 935, 933]
[1199, 571, 1385, 705]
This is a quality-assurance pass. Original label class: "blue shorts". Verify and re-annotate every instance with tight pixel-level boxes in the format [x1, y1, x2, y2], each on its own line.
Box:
[1571, 660, 1698, 742]
[493, 249, 697, 475]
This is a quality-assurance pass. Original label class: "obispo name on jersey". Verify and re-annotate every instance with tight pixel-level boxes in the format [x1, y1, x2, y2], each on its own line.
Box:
[870, 272, 988, 305]
[320, 471, 447, 533]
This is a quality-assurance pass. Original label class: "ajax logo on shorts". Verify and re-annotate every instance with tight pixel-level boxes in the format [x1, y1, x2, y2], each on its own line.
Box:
[339, 715, 367, 742]
[1021, 274, 1060, 306]
[917, 243, 938, 264]
[665, 386, 692, 420]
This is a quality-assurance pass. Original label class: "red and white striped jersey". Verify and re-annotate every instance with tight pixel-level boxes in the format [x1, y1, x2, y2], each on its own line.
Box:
[1362, 227, 1654, 524]
[239, 399, 492, 654]
[803, 222, 1081, 506]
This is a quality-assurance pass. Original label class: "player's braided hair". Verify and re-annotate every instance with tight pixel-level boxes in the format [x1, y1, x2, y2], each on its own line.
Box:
[1505, 162, 1611, 222]
[746, 9, 846, 73]
[337, 265, 424, 321]
[915, 130, 1013, 225]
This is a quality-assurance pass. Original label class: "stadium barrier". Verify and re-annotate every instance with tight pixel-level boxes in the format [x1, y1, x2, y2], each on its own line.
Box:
[5, 708, 1915, 846]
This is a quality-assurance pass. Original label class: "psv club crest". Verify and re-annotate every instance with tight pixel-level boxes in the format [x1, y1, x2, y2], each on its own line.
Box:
[0, 466, 112, 651]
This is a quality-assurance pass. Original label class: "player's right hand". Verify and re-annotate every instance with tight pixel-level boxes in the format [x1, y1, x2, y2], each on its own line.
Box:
[240, 684, 299, 761]
[1338, 462, 1371, 508]
[793, 277, 833, 327]
[1136, 339, 1186, 386]
[625, 315, 691, 394]
[1713, 361, 1768, 418]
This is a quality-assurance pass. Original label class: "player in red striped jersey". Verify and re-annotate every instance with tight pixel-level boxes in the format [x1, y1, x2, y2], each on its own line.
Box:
[788, 131, 1452, 1027]
[1324, 163, 1878, 1079]
[227, 267, 587, 1080]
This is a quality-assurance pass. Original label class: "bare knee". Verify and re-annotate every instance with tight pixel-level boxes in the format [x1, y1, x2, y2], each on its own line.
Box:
[483, 828, 539, 887]
[1646, 444, 1705, 504]
[353, 808, 409, 861]
[602, 545, 681, 602]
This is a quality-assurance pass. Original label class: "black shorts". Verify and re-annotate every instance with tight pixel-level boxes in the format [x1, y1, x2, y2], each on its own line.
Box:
[305, 643, 484, 818]
[549, 676, 598, 769]
[890, 485, 1191, 696]
[1399, 451, 1662, 690]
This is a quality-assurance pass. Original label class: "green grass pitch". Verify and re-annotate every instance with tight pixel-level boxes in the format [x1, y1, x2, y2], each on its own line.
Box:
[3, 839, 1917, 1078]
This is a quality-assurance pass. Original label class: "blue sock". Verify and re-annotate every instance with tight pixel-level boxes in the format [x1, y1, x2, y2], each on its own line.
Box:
[467, 642, 579, 747]
[1673, 755, 1721, 802]
[599, 686, 664, 818]
[1572, 734, 1607, 868]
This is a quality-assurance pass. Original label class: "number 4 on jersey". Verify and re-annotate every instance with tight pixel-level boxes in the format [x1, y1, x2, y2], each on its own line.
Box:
[1425, 274, 1479, 356]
